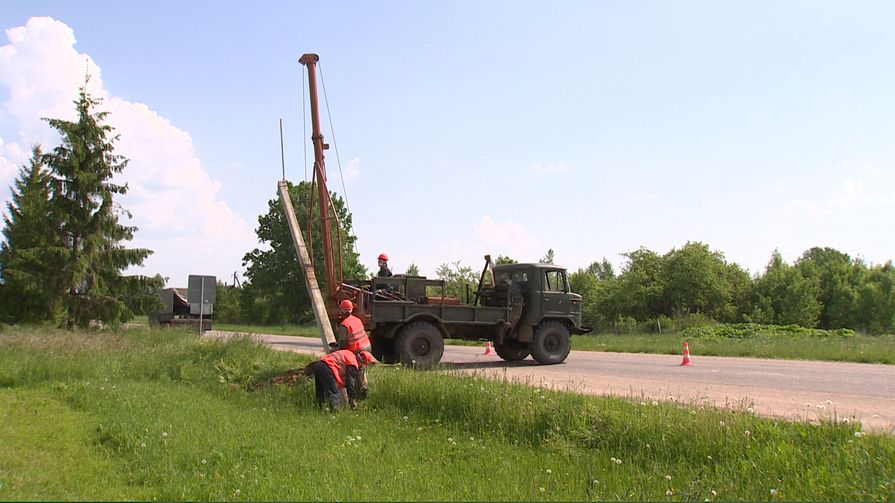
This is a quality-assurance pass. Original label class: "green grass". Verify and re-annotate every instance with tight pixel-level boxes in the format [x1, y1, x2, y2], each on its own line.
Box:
[1, 326, 894, 500]
[209, 321, 895, 364]
[572, 332, 895, 364]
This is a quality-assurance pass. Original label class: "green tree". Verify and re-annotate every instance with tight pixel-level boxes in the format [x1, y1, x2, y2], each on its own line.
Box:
[854, 262, 895, 334]
[0, 146, 65, 322]
[539, 249, 556, 264]
[662, 242, 737, 320]
[495, 255, 517, 265]
[42, 87, 158, 327]
[241, 181, 366, 324]
[435, 260, 477, 301]
[585, 258, 615, 281]
[794, 247, 861, 329]
[614, 247, 666, 321]
[405, 263, 420, 276]
[751, 251, 821, 327]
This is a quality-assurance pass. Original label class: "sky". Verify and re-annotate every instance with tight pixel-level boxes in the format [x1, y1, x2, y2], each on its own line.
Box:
[1, 1, 894, 288]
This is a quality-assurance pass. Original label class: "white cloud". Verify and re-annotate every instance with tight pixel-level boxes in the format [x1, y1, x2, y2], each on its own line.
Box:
[780, 175, 894, 217]
[529, 163, 568, 173]
[343, 157, 360, 181]
[474, 215, 537, 260]
[0, 17, 256, 286]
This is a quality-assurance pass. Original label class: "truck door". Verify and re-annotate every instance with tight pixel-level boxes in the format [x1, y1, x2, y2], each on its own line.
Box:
[541, 269, 570, 317]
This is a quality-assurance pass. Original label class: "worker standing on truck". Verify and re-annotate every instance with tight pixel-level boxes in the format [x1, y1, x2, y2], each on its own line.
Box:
[306, 349, 374, 411]
[336, 299, 371, 398]
[377, 253, 393, 278]
[374, 252, 395, 296]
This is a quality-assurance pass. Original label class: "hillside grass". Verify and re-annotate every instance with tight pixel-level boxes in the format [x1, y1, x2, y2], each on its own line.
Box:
[212, 321, 895, 364]
[1, 326, 893, 501]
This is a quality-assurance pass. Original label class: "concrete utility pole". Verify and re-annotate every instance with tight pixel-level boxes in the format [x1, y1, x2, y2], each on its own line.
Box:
[277, 180, 337, 351]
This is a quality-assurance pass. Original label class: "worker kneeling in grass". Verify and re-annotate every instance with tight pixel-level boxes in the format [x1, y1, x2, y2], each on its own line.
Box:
[305, 349, 375, 411]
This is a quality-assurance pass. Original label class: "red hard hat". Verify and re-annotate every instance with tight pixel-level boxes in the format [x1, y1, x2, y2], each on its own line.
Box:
[339, 299, 354, 311]
[378, 253, 388, 261]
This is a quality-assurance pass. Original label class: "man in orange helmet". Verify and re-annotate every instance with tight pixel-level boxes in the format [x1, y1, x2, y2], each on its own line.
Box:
[336, 299, 371, 398]
[374, 252, 394, 295]
[307, 348, 375, 411]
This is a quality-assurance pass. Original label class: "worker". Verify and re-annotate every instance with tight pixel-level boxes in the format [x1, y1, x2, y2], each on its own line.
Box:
[307, 348, 375, 411]
[377, 253, 393, 278]
[374, 252, 395, 295]
[336, 299, 371, 398]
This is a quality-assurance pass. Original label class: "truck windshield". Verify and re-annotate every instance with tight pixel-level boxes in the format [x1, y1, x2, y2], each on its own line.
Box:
[544, 270, 568, 292]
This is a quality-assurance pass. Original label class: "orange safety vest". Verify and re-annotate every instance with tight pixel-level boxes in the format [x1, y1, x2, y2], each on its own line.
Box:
[321, 349, 359, 388]
[339, 315, 371, 352]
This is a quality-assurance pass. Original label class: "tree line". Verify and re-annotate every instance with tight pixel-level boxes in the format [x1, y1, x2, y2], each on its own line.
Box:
[0, 85, 158, 327]
[569, 242, 895, 335]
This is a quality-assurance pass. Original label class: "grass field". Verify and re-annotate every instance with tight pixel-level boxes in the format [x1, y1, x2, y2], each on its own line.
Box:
[213, 322, 895, 364]
[1, 326, 893, 501]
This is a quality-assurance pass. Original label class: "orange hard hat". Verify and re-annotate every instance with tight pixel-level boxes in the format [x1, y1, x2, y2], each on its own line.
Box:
[378, 253, 388, 261]
[339, 299, 354, 311]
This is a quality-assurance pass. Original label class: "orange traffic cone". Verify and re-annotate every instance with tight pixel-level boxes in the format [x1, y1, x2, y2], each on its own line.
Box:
[484, 341, 495, 355]
[680, 341, 693, 366]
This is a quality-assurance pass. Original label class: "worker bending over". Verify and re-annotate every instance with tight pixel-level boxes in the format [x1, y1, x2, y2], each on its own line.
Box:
[307, 348, 375, 411]
[336, 299, 371, 398]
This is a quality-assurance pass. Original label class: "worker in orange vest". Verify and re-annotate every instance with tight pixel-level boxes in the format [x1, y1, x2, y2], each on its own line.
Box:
[336, 299, 371, 399]
[308, 348, 375, 411]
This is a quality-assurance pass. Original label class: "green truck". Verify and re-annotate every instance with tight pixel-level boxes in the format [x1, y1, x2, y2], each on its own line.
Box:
[347, 256, 591, 366]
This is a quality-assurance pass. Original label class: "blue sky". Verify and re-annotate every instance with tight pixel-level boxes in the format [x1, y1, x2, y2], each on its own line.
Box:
[1, 1, 894, 287]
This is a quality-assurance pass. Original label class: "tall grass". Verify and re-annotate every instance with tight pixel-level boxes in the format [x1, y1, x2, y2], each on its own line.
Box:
[2, 326, 892, 500]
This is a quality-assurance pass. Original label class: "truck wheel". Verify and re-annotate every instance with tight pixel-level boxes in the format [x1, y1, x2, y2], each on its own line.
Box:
[530, 321, 571, 365]
[395, 321, 444, 367]
[371, 336, 399, 364]
[494, 340, 529, 361]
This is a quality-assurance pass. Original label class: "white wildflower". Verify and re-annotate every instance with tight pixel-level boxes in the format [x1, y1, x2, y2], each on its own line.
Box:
[747, 407, 754, 413]
[162, 432, 168, 438]
[666, 490, 673, 496]
[546, 469, 552, 474]
[201, 459, 207, 464]
[652, 401, 659, 406]
[770, 488, 778, 496]
[711, 490, 718, 497]
[539, 487, 545, 493]
[744, 430, 752, 437]
[665, 475, 672, 480]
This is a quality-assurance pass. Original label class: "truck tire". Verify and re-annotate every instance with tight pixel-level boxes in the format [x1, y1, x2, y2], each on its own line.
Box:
[494, 340, 529, 362]
[395, 321, 444, 367]
[530, 320, 571, 365]
[371, 336, 399, 364]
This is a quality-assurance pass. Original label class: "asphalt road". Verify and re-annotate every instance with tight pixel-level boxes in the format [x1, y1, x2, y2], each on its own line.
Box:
[207, 331, 895, 433]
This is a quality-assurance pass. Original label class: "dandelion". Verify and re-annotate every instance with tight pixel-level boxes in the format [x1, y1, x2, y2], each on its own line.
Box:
[615, 458, 623, 465]
[747, 407, 754, 413]
[666, 490, 673, 496]
[843, 418, 850, 424]
[546, 469, 552, 474]
[805, 403, 811, 408]
[711, 490, 718, 497]
[140, 442, 146, 448]
[640, 401, 647, 406]
[448, 437, 454, 443]
[539, 487, 545, 493]
[610, 457, 617, 463]
[816, 404, 826, 410]
[854, 431, 865, 437]
[403, 416, 409, 421]
[825, 400, 832, 405]
[652, 401, 659, 406]
[707, 455, 713, 460]
[470, 437, 475, 441]
[719, 421, 726, 427]
[162, 432, 168, 438]
[645, 443, 651, 449]
[234, 489, 241, 496]
[665, 475, 672, 480]
[770, 488, 778, 496]
[201, 459, 207, 464]
[744, 430, 752, 437]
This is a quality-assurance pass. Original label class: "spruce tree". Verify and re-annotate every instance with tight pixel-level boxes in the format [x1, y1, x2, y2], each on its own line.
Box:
[0, 146, 65, 322]
[43, 85, 158, 327]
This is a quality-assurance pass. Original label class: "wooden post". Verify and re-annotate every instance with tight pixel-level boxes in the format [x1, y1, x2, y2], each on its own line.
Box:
[278, 180, 336, 351]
